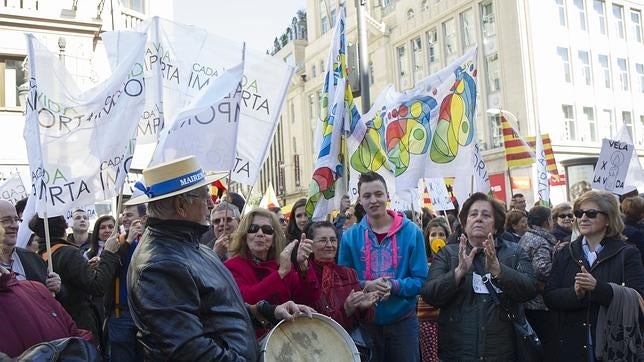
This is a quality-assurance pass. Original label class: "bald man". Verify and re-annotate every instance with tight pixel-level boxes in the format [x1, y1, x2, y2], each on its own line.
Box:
[0, 200, 60, 294]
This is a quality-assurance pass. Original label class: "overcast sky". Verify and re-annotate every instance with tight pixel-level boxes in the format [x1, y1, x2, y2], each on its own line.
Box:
[173, 0, 307, 53]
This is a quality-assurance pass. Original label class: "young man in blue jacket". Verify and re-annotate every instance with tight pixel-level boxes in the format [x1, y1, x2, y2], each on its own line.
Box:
[338, 172, 428, 361]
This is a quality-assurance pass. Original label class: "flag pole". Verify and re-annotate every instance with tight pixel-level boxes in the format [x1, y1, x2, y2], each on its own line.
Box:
[222, 170, 233, 236]
[43, 210, 53, 274]
[441, 210, 452, 235]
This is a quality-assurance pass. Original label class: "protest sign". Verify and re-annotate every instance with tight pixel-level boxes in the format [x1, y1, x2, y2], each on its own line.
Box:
[592, 138, 634, 194]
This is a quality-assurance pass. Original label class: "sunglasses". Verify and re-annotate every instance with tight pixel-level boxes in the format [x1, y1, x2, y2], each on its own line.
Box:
[573, 209, 607, 219]
[212, 217, 234, 225]
[248, 224, 275, 235]
[557, 213, 574, 219]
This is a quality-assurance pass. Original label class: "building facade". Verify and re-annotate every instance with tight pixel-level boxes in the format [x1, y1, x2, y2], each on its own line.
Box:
[268, 0, 644, 206]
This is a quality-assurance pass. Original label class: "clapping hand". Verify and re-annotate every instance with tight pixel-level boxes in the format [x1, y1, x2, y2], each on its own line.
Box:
[483, 233, 501, 278]
[574, 265, 596, 299]
[454, 234, 478, 283]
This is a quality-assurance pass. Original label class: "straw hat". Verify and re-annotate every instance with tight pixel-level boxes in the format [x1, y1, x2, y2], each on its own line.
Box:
[125, 156, 226, 206]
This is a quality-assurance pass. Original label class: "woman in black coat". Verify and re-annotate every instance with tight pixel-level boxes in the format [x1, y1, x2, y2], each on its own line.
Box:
[544, 190, 644, 361]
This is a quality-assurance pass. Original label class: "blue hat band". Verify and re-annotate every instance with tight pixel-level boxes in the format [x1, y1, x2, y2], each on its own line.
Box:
[135, 169, 206, 198]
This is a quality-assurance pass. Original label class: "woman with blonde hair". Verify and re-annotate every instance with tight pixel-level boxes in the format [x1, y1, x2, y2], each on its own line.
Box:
[224, 208, 320, 335]
[544, 190, 644, 360]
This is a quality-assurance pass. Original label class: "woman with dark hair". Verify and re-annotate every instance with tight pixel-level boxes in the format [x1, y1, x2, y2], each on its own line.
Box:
[502, 210, 528, 243]
[224, 208, 319, 336]
[544, 190, 644, 360]
[421, 192, 537, 361]
[417, 217, 449, 362]
[621, 196, 644, 264]
[29, 215, 120, 341]
[286, 198, 310, 242]
[84, 215, 116, 260]
[518, 205, 558, 359]
[305, 221, 376, 331]
[551, 202, 574, 245]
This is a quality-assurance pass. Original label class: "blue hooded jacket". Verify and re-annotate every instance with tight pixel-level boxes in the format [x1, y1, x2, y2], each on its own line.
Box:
[338, 210, 428, 325]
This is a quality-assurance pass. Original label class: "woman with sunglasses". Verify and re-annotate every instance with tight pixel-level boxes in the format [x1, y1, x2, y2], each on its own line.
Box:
[224, 208, 320, 335]
[551, 202, 574, 245]
[544, 190, 644, 361]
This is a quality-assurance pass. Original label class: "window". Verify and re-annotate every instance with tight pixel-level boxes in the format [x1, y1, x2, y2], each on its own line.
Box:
[0, 57, 25, 109]
[481, 2, 496, 37]
[320, 0, 329, 34]
[309, 93, 317, 120]
[426, 29, 440, 73]
[622, 111, 634, 140]
[443, 18, 457, 62]
[598, 54, 610, 88]
[396, 45, 410, 89]
[486, 53, 501, 92]
[556, 0, 567, 27]
[613, 5, 625, 39]
[369, 61, 375, 85]
[557, 47, 572, 83]
[594, 0, 606, 35]
[120, 0, 144, 13]
[490, 114, 503, 148]
[411, 37, 424, 83]
[583, 107, 597, 142]
[562, 105, 576, 140]
[330, 7, 337, 26]
[294, 154, 301, 187]
[460, 9, 475, 48]
[575, 0, 587, 31]
[617, 58, 629, 91]
[312, 64, 317, 78]
[632, 10, 643, 43]
[578, 50, 592, 86]
[600, 109, 615, 138]
[636, 63, 644, 93]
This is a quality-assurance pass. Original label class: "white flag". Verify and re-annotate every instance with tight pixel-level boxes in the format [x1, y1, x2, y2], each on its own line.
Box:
[0, 174, 28, 204]
[24, 33, 146, 217]
[534, 130, 550, 205]
[150, 57, 245, 170]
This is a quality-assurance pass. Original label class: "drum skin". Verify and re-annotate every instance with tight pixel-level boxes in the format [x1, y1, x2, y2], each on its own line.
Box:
[259, 313, 360, 362]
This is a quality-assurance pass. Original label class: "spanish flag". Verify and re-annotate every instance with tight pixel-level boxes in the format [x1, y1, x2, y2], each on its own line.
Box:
[526, 134, 560, 175]
[500, 114, 535, 168]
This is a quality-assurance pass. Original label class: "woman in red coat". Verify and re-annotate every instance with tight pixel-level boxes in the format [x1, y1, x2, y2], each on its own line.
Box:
[224, 208, 319, 335]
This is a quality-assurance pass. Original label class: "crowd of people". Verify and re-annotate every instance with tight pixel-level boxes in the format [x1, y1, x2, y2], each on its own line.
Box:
[1, 155, 643, 361]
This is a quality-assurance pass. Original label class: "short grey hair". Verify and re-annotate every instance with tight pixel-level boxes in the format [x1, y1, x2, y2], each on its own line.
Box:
[211, 201, 240, 220]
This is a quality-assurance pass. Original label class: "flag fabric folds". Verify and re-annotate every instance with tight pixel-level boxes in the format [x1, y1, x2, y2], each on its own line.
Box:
[259, 183, 281, 209]
[347, 47, 480, 203]
[500, 114, 535, 168]
[534, 125, 550, 205]
[24, 33, 147, 217]
[526, 134, 559, 175]
[306, 5, 361, 219]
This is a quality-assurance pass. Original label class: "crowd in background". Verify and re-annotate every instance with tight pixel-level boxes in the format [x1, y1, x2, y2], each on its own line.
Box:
[1, 175, 643, 361]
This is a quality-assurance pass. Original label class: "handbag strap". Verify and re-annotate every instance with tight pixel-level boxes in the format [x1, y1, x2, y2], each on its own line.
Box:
[482, 274, 518, 322]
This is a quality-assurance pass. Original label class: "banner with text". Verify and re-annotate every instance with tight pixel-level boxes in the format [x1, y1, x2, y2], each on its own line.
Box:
[592, 138, 634, 194]
[24, 33, 146, 217]
[0, 174, 28, 205]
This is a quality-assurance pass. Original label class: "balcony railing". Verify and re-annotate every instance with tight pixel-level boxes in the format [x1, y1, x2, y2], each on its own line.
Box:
[121, 7, 144, 30]
[2, 0, 38, 10]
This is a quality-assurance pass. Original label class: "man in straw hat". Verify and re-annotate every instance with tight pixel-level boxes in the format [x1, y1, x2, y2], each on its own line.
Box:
[126, 156, 314, 360]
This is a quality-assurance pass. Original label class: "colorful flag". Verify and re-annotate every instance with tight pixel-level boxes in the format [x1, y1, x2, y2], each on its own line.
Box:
[347, 47, 479, 198]
[259, 183, 281, 209]
[500, 114, 535, 168]
[306, 5, 361, 219]
[24, 33, 146, 217]
[526, 134, 559, 175]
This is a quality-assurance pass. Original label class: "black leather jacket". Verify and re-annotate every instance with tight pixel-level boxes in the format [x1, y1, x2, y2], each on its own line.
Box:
[127, 218, 257, 361]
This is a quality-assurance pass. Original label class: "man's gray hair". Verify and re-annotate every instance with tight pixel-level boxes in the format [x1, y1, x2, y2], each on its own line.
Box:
[147, 194, 187, 219]
[211, 201, 240, 220]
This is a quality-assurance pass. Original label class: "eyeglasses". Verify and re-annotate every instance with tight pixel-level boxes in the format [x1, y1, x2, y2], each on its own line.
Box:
[212, 217, 234, 225]
[558, 213, 574, 219]
[0, 216, 21, 226]
[248, 224, 275, 235]
[313, 237, 338, 246]
[573, 209, 607, 219]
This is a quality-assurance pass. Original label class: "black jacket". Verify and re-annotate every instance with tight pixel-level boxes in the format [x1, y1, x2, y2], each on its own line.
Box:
[544, 237, 644, 361]
[551, 224, 572, 243]
[422, 237, 537, 361]
[39, 238, 120, 338]
[15, 247, 47, 284]
[127, 218, 257, 361]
